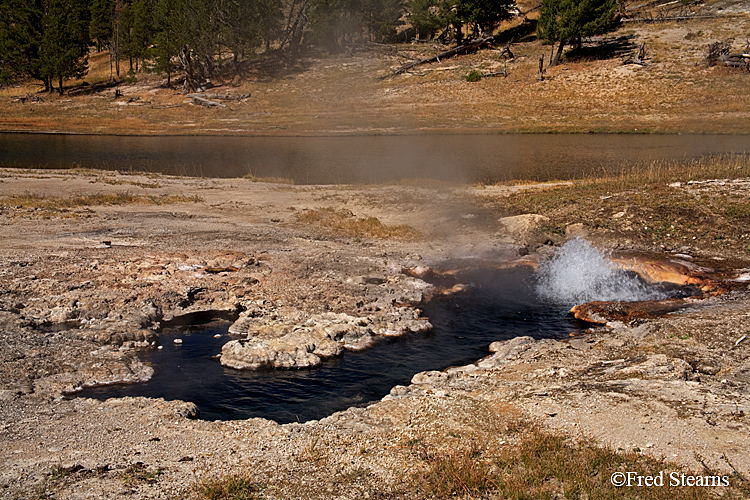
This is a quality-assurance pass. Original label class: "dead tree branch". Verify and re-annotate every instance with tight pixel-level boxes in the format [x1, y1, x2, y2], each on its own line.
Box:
[187, 93, 249, 101]
[623, 43, 647, 64]
[192, 96, 227, 109]
[706, 40, 749, 70]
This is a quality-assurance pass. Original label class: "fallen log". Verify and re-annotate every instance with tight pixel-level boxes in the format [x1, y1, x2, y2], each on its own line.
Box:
[623, 14, 718, 23]
[187, 93, 249, 101]
[192, 96, 227, 109]
[720, 53, 750, 68]
[384, 37, 494, 78]
[15, 93, 43, 104]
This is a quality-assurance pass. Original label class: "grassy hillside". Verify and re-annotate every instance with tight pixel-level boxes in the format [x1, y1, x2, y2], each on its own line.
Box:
[0, 0, 748, 135]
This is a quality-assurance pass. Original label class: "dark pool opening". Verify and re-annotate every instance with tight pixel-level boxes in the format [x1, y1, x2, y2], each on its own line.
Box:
[76, 266, 587, 423]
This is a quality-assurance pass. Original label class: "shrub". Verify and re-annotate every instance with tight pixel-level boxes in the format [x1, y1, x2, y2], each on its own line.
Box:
[465, 70, 482, 82]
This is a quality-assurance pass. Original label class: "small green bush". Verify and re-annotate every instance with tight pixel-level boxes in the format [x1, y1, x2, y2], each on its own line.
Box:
[465, 70, 482, 82]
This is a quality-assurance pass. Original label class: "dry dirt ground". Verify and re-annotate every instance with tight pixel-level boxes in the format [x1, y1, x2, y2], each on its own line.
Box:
[0, 1, 749, 135]
[1, 169, 749, 499]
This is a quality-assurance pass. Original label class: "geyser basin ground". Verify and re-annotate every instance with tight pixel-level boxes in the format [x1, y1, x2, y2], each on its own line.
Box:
[2, 171, 750, 499]
[78, 266, 587, 422]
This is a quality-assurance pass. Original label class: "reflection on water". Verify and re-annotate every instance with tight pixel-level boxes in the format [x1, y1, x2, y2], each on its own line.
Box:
[76, 266, 586, 423]
[2, 133, 748, 184]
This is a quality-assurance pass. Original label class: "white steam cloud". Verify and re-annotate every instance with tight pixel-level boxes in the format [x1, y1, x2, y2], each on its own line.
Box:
[535, 238, 665, 305]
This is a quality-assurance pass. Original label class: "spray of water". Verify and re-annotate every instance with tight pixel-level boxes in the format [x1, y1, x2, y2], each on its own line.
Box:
[535, 238, 665, 305]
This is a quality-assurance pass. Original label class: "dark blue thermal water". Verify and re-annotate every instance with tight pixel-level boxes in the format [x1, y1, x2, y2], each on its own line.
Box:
[77, 266, 585, 423]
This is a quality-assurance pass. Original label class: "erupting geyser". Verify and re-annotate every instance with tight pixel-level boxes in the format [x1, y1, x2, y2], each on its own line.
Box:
[535, 238, 666, 305]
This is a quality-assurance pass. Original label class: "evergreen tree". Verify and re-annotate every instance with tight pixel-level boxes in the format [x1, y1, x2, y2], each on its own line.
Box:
[307, 0, 358, 51]
[0, 0, 48, 89]
[307, 0, 403, 50]
[360, 0, 404, 42]
[89, 0, 114, 52]
[151, 0, 179, 85]
[538, 0, 620, 66]
[216, 0, 282, 74]
[408, 0, 449, 40]
[407, 0, 514, 43]
[457, 0, 514, 37]
[39, 0, 91, 94]
[89, 0, 123, 79]
[121, 0, 154, 72]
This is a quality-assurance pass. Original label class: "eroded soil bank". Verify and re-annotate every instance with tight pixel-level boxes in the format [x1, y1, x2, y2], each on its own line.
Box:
[1, 169, 750, 499]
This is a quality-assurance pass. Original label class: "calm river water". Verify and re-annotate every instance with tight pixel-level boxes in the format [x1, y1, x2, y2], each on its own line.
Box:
[2, 133, 748, 183]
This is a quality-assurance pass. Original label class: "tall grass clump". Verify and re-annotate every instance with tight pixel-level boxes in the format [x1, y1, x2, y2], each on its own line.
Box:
[193, 475, 262, 500]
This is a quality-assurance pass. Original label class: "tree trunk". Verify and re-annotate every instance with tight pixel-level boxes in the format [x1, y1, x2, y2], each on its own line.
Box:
[538, 55, 545, 81]
[58, 76, 64, 95]
[233, 53, 244, 79]
[179, 46, 197, 93]
[550, 39, 565, 67]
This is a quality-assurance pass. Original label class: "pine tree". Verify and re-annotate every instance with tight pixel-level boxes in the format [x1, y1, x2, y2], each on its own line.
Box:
[151, 0, 179, 85]
[39, 0, 91, 94]
[89, 0, 114, 52]
[121, 0, 154, 73]
[360, 0, 404, 42]
[408, 0, 448, 40]
[89, 0, 120, 78]
[407, 0, 514, 43]
[0, 0, 48, 89]
[457, 0, 514, 38]
[538, 0, 620, 66]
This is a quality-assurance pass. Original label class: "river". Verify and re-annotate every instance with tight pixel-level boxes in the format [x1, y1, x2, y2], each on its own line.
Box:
[2, 133, 748, 183]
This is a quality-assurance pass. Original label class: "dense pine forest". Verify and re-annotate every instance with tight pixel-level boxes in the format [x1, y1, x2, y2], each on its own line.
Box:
[0, 0, 623, 94]
[0, 0, 527, 93]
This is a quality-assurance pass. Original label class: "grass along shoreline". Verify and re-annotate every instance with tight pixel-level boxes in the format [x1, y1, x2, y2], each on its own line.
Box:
[479, 155, 750, 258]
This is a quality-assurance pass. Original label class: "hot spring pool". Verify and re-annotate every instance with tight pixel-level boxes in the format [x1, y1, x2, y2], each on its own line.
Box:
[75, 240, 690, 423]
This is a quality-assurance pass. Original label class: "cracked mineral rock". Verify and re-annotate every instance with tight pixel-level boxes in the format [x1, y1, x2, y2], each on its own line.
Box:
[221, 310, 432, 369]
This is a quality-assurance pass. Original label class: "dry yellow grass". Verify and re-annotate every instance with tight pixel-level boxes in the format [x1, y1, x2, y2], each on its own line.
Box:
[296, 207, 421, 240]
[480, 155, 750, 255]
[1, 191, 203, 211]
